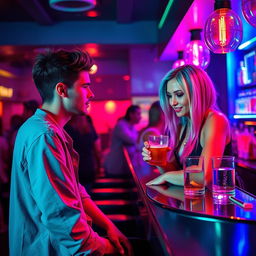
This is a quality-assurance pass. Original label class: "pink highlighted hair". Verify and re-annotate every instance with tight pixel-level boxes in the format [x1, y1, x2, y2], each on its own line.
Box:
[159, 65, 219, 162]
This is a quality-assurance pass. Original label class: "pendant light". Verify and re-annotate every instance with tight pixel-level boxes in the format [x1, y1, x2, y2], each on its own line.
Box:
[172, 51, 185, 69]
[49, 0, 96, 12]
[242, 0, 256, 27]
[184, 29, 210, 70]
[204, 0, 243, 53]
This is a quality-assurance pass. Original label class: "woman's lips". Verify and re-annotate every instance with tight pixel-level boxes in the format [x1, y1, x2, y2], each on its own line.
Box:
[174, 107, 182, 113]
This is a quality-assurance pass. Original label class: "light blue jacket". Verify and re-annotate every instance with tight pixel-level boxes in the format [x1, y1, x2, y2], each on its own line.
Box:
[9, 109, 105, 255]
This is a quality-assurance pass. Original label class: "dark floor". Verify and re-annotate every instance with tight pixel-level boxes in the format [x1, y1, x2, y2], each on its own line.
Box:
[0, 232, 8, 256]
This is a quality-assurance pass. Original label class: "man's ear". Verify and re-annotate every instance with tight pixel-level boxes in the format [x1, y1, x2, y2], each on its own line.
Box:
[56, 83, 68, 97]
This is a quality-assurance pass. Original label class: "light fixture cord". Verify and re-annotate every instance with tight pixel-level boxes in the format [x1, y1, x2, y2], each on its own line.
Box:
[214, 0, 231, 10]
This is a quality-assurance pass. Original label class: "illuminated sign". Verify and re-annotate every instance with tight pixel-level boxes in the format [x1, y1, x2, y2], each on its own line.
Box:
[0, 85, 13, 98]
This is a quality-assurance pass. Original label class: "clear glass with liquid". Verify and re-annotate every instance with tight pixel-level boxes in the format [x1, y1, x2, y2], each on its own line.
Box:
[213, 167, 235, 194]
[184, 156, 205, 196]
[212, 157, 235, 197]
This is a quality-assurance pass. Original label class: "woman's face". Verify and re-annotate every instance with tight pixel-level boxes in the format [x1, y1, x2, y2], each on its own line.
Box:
[166, 78, 189, 117]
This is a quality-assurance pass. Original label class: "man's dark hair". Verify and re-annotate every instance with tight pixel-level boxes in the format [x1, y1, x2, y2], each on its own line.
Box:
[32, 49, 94, 102]
[124, 105, 140, 121]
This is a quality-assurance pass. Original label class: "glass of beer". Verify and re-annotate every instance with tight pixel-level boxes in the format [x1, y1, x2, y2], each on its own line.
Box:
[148, 135, 169, 166]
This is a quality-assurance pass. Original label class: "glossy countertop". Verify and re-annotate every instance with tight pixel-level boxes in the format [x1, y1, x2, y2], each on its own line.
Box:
[124, 150, 256, 256]
[127, 152, 256, 222]
[147, 185, 256, 223]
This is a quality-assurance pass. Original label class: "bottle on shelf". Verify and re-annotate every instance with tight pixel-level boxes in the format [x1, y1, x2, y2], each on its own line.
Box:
[237, 61, 248, 87]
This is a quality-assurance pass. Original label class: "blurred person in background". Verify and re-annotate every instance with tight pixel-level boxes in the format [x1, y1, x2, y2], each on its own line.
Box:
[137, 101, 165, 150]
[5, 114, 24, 154]
[104, 105, 141, 177]
[65, 114, 103, 192]
[22, 100, 40, 121]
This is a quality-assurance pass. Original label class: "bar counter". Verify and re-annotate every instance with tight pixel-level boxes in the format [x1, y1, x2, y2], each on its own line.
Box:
[124, 149, 256, 256]
[236, 159, 256, 195]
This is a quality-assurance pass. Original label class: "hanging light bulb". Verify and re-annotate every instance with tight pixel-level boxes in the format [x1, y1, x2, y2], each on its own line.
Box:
[172, 51, 185, 69]
[204, 0, 243, 53]
[242, 0, 256, 27]
[184, 29, 210, 70]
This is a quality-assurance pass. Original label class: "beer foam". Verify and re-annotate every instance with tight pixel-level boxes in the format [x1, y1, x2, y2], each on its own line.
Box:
[150, 145, 167, 148]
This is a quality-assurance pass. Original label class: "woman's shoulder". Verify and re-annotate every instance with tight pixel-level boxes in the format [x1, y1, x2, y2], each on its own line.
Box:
[206, 109, 229, 126]
[202, 109, 230, 137]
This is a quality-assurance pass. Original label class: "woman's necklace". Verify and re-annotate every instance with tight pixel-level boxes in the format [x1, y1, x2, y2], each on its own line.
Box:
[183, 138, 188, 146]
[182, 126, 189, 146]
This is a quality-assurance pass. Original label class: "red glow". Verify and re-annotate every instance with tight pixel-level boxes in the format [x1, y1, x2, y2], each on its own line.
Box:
[89, 100, 131, 133]
[86, 10, 99, 17]
[84, 44, 99, 57]
[122, 75, 130, 81]
[95, 77, 102, 83]
[91, 188, 136, 193]
[0, 101, 2, 116]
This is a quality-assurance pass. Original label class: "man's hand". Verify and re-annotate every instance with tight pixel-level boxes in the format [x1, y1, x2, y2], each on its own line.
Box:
[106, 224, 133, 256]
[103, 238, 119, 255]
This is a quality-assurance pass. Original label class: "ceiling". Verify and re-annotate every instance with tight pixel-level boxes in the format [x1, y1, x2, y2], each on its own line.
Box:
[0, 0, 168, 24]
[0, 0, 194, 66]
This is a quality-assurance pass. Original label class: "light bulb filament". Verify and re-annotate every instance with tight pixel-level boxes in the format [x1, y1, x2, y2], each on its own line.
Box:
[192, 42, 199, 66]
[219, 16, 227, 46]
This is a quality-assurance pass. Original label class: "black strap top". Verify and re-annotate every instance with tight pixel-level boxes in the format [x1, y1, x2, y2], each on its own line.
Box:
[174, 125, 232, 169]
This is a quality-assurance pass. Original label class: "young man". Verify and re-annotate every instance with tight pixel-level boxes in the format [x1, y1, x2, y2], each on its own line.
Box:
[9, 50, 131, 255]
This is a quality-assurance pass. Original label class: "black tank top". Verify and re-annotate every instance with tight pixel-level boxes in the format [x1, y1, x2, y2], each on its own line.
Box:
[174, 125, 232, 169]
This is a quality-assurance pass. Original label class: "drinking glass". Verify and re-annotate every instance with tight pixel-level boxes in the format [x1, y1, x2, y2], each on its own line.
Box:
[212, 156, 235, 196]
[148, 135, 169, 166]
[183, 156, 205, 196]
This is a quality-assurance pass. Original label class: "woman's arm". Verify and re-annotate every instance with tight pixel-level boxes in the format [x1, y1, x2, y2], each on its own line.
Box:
[143, 111, 230, 187]
[142, 141, 184, 185]
[146, 170, 184, 186]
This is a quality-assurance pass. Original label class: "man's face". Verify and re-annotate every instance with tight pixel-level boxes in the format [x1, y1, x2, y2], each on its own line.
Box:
[64, 71, 94, 115]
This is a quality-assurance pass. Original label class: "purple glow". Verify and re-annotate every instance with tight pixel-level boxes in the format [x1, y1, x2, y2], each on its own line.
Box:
[184, 40, 210, 69]
[160, 0, 214, 61]
[172, 59, 185, 69]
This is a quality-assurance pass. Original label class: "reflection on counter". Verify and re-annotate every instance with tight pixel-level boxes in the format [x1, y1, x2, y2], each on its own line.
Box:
[214, 202, 235, 217]
[184, 196, 205, 213]
[146, 185, 256, 221]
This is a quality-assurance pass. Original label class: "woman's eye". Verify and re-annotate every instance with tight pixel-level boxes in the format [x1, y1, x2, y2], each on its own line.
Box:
[177, 93, 184, 97]
[167, 94, 172, 99]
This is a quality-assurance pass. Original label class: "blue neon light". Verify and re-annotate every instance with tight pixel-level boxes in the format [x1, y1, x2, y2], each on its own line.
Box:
[233, 114, 256, 119]
[238, 37, 256, 50]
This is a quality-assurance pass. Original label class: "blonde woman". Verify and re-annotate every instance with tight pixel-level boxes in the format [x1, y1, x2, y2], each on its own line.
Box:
[142, 65, 231, 187]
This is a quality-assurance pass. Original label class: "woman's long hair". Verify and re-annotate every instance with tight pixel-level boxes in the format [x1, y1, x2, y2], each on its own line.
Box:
[159, 64, 218, 161]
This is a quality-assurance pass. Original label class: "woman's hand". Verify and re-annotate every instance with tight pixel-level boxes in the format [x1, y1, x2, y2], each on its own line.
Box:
[141, 141, 152, 162]
[146, 172, 168, 185]
[146, 170, 184, 186]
